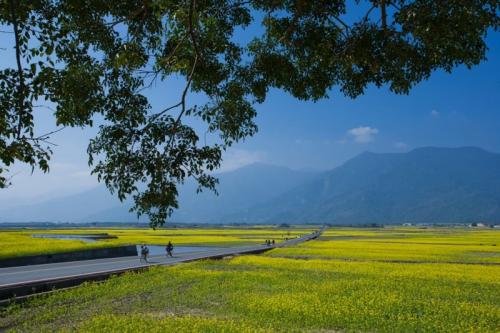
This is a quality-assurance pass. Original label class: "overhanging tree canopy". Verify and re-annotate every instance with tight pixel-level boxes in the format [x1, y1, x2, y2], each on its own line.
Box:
[0, 0, 498, 227]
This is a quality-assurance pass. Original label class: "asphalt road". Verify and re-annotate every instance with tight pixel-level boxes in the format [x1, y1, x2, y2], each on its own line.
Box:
[0, 229, 322, 288]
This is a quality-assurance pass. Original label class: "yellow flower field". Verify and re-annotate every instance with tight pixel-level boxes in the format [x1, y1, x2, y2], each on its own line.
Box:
[0, 227, 498, 332]
[268, 227, 500, 263]
[0, 227, 311, 259]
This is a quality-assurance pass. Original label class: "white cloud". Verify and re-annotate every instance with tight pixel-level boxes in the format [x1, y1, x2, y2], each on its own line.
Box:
[348, 126, 379, 143]
[394, 142, 409, 149]
[430, 110, 440, 117]
[218, 149, 265, 173]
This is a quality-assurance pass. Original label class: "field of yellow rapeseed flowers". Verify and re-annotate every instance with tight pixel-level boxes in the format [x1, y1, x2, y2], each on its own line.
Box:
[267, 227, 500, 263]
[0, 226, 310, 259]
[0, 226, 498, 332]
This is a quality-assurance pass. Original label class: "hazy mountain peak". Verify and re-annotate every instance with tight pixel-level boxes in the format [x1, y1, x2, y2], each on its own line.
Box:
[3, 146, 499, 225]
[228, 146, 500, 224]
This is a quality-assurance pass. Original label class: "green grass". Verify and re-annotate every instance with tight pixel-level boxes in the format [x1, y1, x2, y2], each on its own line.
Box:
[0, 227, 498, 332]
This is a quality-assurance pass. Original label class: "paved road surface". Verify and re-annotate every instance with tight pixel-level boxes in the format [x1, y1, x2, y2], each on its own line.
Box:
[0, 229, 323, 289]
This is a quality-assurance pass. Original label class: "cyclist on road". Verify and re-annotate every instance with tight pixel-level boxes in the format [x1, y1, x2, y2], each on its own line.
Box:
[166, 241, 174, 257]
[140, 244, 149, 263]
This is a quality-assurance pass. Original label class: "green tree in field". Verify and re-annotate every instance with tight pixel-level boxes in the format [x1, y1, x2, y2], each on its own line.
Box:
[0, 1, 498, 227]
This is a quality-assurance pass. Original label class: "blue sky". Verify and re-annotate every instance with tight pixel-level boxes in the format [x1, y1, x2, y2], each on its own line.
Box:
[0, 18, 499, 205]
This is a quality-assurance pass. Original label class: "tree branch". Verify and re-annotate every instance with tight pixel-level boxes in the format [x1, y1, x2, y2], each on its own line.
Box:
[174, 55, 198, 126]
[34, 126, 66, 140]
[328, 16, 350, 38]
[188, 0, 202, 60]
[33, 104, 56, 112]
[26, 137, 58, 147]
[332, 15, 350, 31]
[363, 5, 376, 21]
[144, 0, 201, 125]
[380, 0, 387, 29]
[146, 54, 198, 127]
[389, 2, 401, 11]
[9, 0, 26, 139]
[164, 55, 199, 152]
[24, 127, 66, 147]
[139, 33, 189, 89]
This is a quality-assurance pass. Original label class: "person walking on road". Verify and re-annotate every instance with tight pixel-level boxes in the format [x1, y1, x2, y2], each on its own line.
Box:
[166, 241, 174, 257]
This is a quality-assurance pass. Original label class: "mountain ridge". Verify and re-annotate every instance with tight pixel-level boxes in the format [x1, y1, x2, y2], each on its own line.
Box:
[2, 147, 500, 224]
[226, 147, 500, 224]
[0, 163, 318, 223]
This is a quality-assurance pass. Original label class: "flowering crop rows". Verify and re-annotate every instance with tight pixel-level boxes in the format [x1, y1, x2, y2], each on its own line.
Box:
[1, 227, 498, 332]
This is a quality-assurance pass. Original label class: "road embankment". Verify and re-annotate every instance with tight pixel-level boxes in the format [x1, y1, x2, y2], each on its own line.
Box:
[0, 245, 137, 268]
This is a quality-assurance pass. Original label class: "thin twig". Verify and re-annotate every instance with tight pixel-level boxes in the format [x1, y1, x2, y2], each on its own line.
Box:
[165, 55, 199, 151]
[34, 126, 66, 140]
[146, 54, 198, 126]
[138, 34, 190, 92]
[24, 126, 65, 147]
[389, 2, 402, 11]
[6, 171, 21, 183]
[328, 17, 349, 38]
[25, 137, 59, 146]
[33, 104, 57, 112]
[363, 5, 376, 21]
[331, 15, 350, 31]
[35, 139, 58, 146]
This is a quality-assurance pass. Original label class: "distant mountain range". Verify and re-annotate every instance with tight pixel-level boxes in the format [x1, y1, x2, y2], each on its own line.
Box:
[0, 163, 317, 223]
[229, 147, 500, 224]
[0, 186, 123, 223]
[80, 163, 317, 223]
[2, 147, 500, 224]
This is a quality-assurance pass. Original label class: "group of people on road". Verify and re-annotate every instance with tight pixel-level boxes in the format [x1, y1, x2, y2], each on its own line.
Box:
[140, 241, 174, 263]
[139, 230, 318, 263]
[265, 239, 275, 246]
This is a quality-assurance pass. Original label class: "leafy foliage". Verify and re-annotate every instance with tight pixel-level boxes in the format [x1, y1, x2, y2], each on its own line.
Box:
[0, 1, 498, 226]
